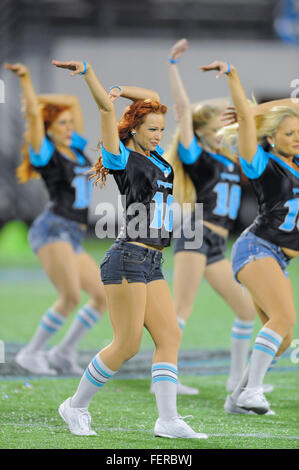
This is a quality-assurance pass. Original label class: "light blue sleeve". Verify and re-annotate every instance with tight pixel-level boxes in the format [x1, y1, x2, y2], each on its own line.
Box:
[155, 144, 164, 156]
[178, 136, 203, 165]
[71, 131, 87, 151]
[29, 136, 55, 167]
[101, 140, 130, 170]
[239, 145, 269, 179]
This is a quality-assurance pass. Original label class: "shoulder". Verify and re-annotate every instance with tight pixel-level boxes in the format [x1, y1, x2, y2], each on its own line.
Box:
[238, 145, 270, 179]
[29, 135, 56, 168]
[178, 136, 203, 165]
[70, 131, 88, 152]
[101, 140, 130, 170]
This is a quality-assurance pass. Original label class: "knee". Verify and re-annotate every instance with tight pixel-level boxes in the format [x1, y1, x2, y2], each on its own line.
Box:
[60, 289, 81, 312]
[279, 311, 296, 333]
[117, 335, 143, 362]
[122, 344, 141, 362]
[173, 324, 183, 347]
[91, 291, 107, 313]
[174, 299, 193, 320]
[159, 324, 182, 351]
[237, 299, 257, 322]
[278, 329, 293, 355]
[236, 309, 256, 322]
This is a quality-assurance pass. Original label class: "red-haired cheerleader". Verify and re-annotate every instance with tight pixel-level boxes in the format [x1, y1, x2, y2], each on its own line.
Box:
[52, 58, 208, 440]
[4, 63, 107, 376]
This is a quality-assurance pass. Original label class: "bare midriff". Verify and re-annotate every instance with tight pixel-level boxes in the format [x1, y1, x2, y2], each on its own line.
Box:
[127, 241, 164, 252]
[281, 246, 299, 258]
[203, 221, 228, 239]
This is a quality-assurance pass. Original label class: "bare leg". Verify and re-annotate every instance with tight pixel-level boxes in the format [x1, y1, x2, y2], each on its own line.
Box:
[15, 241, 82, 374]
[173, 251, 206, 323]
[204, 259, 257, 388]
[47, 251, 108, 373]
[235, 258, 296, 412]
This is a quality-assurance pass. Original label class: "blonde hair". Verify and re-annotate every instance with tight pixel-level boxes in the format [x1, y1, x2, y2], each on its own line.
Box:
[256, 106, 299, 150]
[220, 104, 299, 155]
[165, 127, 197, 208]
[165, 103, 238, 207]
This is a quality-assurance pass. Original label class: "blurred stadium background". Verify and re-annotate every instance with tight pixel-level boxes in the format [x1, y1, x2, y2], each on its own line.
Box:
[1, 0, 299, 235]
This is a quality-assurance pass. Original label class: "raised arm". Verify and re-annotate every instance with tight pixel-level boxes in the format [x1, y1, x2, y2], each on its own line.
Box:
[200, 61, 257, 162]
[168, 38, 193, 148]
[52, 60, 119, 154]
[3, 63, 45, 152]
[254, 98, 299, 116]
[38, 94, 84, 134]
[108, 85, 160, 103]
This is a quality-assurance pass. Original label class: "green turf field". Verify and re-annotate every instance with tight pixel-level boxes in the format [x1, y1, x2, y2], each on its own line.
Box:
[1, 227, 299, 450]
[1, 374, 299, 450]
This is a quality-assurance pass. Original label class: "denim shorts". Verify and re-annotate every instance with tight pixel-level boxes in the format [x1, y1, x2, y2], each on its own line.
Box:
[231, 229, 291, 283]
[28, 209, 86, 254]
[100, 240, 165, 285]
[173, 223, 227, 266]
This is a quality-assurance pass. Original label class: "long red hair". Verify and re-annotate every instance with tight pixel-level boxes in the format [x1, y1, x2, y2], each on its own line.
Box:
[17, 104, 70, 183]
[90, 99, 167, 185]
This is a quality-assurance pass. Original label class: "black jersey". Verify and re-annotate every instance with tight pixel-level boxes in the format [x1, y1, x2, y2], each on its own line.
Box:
[239, 145, 299, 250]
[178, 136, 242, 231]
[29, 132, 92, 224]
[102, 141, 173, 248]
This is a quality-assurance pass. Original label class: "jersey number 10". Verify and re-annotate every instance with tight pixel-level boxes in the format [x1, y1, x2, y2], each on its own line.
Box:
[150, 191, 174, 232]
[213, 182, 242, 220]
[279, 198, 299, 232]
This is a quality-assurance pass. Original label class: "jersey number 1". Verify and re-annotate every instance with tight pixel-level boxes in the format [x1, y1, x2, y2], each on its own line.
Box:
[72, 175, 92, 209]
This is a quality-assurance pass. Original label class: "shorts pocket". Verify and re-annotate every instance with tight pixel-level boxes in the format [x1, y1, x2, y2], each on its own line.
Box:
[123, 251, 147, 264]
[100, 253, 111, 278]
[100, 253, 111, 268]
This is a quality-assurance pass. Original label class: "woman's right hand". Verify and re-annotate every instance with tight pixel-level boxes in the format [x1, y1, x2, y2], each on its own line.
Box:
[200, 60, 231, 78]
[3, 63, 29, 77]
[108, 86, 122, 103]
[169, 38, 189, 62]
[52, 60, 89, 76]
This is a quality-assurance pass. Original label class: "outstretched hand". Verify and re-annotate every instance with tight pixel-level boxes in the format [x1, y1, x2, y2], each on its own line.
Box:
[169, 38, 189, 61]
[200, 60, 230, 79]
[52, 60, 87, 76]
[3, 62, 29, 77]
